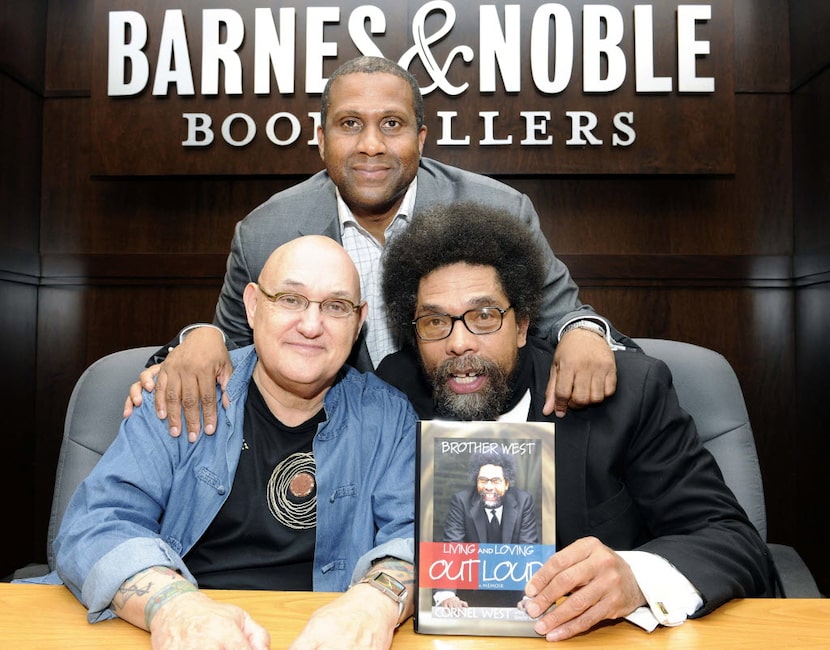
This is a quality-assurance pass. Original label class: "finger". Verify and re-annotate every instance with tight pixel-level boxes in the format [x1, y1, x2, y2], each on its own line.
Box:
[198, 376, 218, 437]
[535, 590, 608, 642]
[241, 612, 271, 650]
[553, 364, 575, 418]
[524, 559, 571, 616]
[159, 371, 184, 438]
[140, 364, 160, 392]
[179, 375, 204, 443]
[123, 395, 135, 419]
[567, 370, 593, 408]
[603, 366, 618, 399]
[128, 379, 144, 407]
[542, 364, 558, 416]
[155, 370, 169, 422]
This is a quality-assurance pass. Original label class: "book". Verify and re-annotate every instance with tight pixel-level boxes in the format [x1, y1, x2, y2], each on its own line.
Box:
[414, 420, 556, 637]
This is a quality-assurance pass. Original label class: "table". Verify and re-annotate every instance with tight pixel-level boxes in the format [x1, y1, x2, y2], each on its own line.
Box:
[0, 583, 827, 648]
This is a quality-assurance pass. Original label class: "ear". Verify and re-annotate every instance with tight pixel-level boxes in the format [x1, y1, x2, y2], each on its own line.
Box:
[417, 124, 427, 155]
[354, 301, 369, 342]
[316, 125, 326, 161]
[516, 316, 530, 349]
[243, 282, 259, 330]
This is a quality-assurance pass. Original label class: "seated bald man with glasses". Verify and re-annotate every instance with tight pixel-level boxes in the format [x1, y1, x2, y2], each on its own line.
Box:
[52, 235, 417, 650]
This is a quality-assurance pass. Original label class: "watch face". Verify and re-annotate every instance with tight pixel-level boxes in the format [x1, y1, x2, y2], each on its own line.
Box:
[371, 572, 406, 599]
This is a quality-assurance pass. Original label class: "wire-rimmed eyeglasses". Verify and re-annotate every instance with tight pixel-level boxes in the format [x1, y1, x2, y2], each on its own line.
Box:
[412, 306, 513, 341]
[258, 286, 361, 319]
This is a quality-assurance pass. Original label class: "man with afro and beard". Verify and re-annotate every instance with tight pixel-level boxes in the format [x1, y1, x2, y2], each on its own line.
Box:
[375, 202, 775, 642]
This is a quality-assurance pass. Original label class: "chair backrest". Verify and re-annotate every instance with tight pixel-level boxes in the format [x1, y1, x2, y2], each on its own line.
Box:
[45, 346, 160, 570]
[634, 338, 767, 541]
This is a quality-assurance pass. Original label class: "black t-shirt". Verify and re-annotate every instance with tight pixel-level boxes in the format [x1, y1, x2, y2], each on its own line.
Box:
[184, 380, 323, 590]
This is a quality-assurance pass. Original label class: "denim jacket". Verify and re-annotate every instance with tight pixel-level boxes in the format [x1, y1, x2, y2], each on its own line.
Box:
[52, 346, 417, 622]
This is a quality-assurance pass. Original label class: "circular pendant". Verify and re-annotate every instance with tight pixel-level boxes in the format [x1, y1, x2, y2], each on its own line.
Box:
[289, 471, 315, 498]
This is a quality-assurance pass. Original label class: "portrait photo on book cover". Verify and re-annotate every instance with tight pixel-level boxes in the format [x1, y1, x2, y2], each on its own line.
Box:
[415, 420, 556, 636]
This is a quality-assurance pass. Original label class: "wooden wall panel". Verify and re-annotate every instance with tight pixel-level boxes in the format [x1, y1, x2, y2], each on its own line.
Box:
[789, 0, 830, 88]
[791, 0, 830, 593]
[511, 95, 791, 257]
[0, 0, 47, 578]
[794, 283, 830, 594]
[733, 0, 790, 92]
[0, 1, 47, 91]
[43, 0, 92, 94]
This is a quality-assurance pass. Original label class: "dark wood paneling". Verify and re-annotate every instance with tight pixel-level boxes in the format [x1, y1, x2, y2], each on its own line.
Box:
[794, 283, 830, 595]
[1, 76, 43, 254]
[793, 71, 830, 276]
[0, 0, 47, 91]
[44, 0, 93, 94]
[0, 282, 39, 578]
[0, 0, 46, 580]
[40, 97, 298, 256]
[789, 0, 830, 89]
[792, 42, 830, 593]
[733, 0, 790, 92]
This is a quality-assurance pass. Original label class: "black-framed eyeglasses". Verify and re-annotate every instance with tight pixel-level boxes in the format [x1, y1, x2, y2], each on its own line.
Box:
[258, 286, 361, 319]
[412, 306, 513, 341]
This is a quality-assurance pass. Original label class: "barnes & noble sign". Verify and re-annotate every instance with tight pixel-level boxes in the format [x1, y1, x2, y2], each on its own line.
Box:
[91, 0, 734, 175]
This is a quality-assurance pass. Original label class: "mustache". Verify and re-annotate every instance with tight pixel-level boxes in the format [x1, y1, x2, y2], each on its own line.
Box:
[434, 355, 498, 380]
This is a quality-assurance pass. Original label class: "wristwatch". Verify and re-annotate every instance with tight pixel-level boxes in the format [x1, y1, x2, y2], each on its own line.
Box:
[357, 571, 407, 621]
[561, 319, 607, 341]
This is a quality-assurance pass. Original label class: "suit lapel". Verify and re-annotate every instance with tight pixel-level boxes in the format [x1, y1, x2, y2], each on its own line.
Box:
[470, 498, 489, 543]
[499, 490, 520, 543]
[554, 417, 591, 547]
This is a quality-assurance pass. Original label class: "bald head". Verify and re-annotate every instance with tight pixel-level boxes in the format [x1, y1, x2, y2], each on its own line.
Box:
[259, 235, 361, 301]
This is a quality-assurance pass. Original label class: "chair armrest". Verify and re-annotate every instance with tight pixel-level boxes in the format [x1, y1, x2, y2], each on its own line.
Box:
[768, 543, 823, 597]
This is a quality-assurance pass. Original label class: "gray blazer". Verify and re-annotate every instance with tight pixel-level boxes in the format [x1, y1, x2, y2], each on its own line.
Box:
[214, 157, 616, 372]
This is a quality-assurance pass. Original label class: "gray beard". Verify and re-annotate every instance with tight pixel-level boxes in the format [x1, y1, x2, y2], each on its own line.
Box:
[430, 355, 511, 420]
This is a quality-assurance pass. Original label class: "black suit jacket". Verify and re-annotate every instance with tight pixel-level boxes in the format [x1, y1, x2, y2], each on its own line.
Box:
[443, 487, 539, 545]
[376, 337, 776, 616]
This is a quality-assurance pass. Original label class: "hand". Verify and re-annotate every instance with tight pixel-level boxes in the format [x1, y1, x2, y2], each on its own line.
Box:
[523, 536, 645, 642]
[122, 327, 233, 441]
[150, 590, 270, 650]
[438, 595, 468, 609]
[288, 585, 400, 650]
[123, 364, 161, 418]
[544, 328, 617, 417]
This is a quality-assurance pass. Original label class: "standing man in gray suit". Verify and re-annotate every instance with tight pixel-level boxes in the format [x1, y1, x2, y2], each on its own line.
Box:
[127, 56, 634, 441]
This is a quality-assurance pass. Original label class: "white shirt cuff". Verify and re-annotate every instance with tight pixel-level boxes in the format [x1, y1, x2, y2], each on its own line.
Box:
[617, 550, 703, 632]
[433, 590, 457, 606]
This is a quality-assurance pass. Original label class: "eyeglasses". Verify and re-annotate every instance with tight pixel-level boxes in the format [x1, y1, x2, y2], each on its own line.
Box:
[477, 477, 505, 486]
[412, 306, 512, 341]
[258, 286, 361, 319]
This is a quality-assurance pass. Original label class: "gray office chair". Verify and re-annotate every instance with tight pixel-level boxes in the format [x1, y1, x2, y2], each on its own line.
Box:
[635, 338, 821, 597]
[12, 346, 159, 579]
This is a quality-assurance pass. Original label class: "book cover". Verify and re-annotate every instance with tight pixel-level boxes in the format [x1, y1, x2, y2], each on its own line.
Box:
[414, 420, 556, 637]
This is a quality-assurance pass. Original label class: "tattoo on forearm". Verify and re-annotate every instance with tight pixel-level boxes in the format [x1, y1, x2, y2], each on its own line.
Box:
[114, 566, 181, 609]
[371, 557, 415, 592]
[144, 581, 198, 629]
